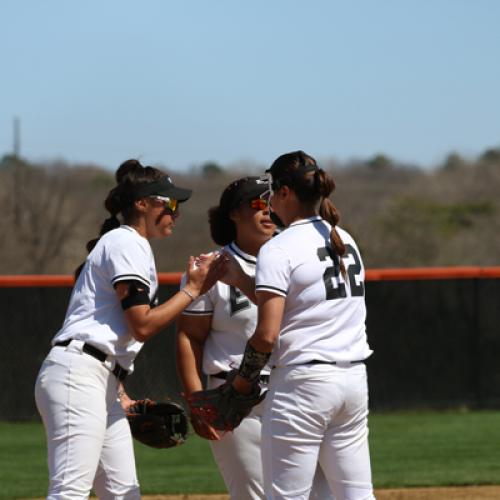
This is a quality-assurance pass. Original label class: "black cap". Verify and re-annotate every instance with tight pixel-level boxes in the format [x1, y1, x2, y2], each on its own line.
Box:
[219, 176, 267, 212]
[133, 176, 192, 202]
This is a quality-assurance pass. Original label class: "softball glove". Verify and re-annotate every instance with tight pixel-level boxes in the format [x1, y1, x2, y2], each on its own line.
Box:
[126, 399, 188, 449]
[187, 371, 266, 431]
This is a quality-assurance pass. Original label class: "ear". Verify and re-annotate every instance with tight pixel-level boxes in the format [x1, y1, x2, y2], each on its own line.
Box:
[229, 208, 241, 224]
[277, 185, 291, 199]
[134, 198, 149, 213]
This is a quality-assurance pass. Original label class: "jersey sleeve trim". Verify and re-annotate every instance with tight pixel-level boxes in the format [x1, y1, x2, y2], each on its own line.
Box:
[255, 284, 288, 297]
[111, 274, 150, 287]
[181, 309, 214, 316]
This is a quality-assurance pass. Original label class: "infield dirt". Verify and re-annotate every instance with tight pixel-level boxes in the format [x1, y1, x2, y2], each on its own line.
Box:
[142, 486, 500, 500]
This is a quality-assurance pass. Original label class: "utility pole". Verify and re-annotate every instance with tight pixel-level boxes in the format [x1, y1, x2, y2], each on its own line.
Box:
[13, 116, 21, 158]
[12, 116, 22, 226]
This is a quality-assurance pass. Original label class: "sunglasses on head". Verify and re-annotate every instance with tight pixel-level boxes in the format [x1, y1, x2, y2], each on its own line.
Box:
[249, 198, 269, 210]
[150, 195, 179, 213]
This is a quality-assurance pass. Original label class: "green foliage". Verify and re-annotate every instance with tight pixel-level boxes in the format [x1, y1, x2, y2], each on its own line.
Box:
[375, 197, 496, 266]
[480, 148, 500, 165]
[382, 198, 494, 236]
[367, 154, 393, 171]
[0, 154, 35, 172]
[201, 161, 225, 178]
[91, 171, 114, 188]
[441, 152, 466, 171]
[1, 145, 500, 273]
[2, 412, 500, 497]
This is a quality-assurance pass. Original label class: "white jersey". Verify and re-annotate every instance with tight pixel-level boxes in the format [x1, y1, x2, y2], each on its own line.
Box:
[182, 243, 270, 376]
[255, 215, 372, 367]
[52, 225, 158, 372]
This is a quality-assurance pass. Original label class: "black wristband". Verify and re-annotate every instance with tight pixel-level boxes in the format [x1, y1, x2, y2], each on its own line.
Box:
[238, 342, 271, 384]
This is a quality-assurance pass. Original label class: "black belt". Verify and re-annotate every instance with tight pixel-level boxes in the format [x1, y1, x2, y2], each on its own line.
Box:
[211, 371, 270, 384]
[306, 359, 365, 366]
[54, 339, 129, 381]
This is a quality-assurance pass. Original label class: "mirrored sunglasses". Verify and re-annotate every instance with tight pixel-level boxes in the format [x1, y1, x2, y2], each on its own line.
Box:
[250, 198, 269, 210]
[150, 195, 178, 213]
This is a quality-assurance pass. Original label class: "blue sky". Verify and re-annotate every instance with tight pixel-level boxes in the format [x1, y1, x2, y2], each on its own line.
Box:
[1, 0, 499, 170]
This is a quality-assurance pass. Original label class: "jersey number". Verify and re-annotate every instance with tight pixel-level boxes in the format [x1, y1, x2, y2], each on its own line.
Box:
[316, 244, 364, 300]
[230, 286, 251, 315]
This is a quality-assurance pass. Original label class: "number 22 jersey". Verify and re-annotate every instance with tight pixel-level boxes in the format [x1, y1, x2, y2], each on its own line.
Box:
[255, 215, 373, 368]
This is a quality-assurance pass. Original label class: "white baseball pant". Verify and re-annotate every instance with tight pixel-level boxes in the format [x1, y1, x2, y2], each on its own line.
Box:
[34, 342, 140, 500]
[261, 363, 375, 500]
[208, 376, 335, 500]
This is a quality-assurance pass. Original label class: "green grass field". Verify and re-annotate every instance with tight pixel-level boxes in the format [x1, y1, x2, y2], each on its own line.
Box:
[1, 410, 499, 499]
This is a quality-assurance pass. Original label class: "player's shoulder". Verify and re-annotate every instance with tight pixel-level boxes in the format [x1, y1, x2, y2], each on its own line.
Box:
[98, 226, 151, 257]
[99, 225, 142, 242]
[257, 234, 290, 265]
[263, 217, 323, 248]
[308, 218, 358, 246]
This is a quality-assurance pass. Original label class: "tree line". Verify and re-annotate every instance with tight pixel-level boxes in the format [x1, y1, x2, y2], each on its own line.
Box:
[0, 148, 499, 275]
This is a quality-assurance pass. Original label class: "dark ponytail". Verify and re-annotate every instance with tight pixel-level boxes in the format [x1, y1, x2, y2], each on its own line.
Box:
[74, 159, 165, 279]
[315, 169, 346, 274]
[208, 205, 236, 246]
[85, 215, 120, 253]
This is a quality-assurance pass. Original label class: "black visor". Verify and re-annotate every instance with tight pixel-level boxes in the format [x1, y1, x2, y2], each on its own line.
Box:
[220, 177, 268, 212]
[133, 176, 192, 202]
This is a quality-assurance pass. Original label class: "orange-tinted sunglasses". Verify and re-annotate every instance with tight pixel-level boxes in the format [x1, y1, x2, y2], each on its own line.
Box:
[250, 198, 269, 210]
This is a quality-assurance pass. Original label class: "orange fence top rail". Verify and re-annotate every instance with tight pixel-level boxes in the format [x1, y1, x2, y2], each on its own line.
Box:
[0, 272, 183, 287]
[0, 267, 500, 288]
[365, 266, 500, 281]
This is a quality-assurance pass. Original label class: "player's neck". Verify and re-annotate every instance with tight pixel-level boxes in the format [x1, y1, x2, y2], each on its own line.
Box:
[277, 194, 317, 227]
[234, 236, 264, 257]
[127, 219, 147, 239]
[284, 209, 318, 226]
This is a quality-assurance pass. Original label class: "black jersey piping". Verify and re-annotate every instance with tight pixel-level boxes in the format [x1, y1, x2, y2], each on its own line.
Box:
[228, 243, 256, 265]
[255, 284, 288, 295]
[182, 309, 214, 316]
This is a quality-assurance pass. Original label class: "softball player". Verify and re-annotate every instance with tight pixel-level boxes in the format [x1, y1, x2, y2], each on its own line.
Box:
[35, 159, 220, 500]
[177, 177, 335, 500]
[228, 151, 375, 500]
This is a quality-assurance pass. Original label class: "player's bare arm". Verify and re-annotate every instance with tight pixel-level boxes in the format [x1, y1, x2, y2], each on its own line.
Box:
[117, 382, 136, 411]
[176, 314, 221, 440]
[232, 292, 285, 394]
[176, 314, 212, 395]
[116, 253, 225, 342]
